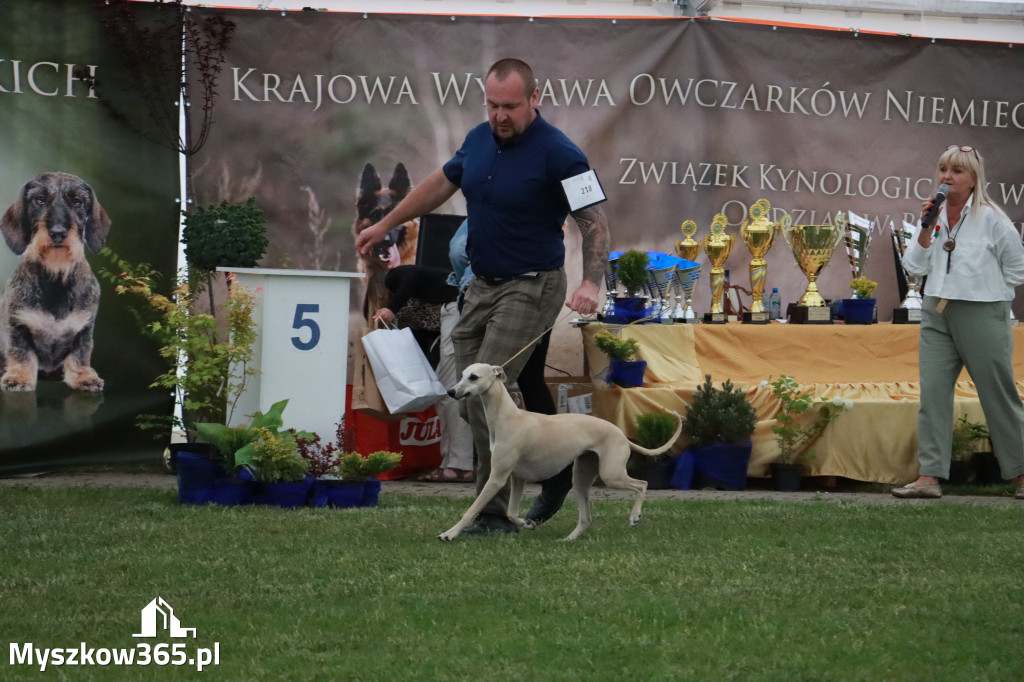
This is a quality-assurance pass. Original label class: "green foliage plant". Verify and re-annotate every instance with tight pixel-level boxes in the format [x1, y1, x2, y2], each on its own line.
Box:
[249, 427, 310, 483]
[593, 330, 640, 362]
[614, 249, 650, 295]
[849, 276, 878, 298]
[333, 451, 403, 481]
[762, 375, 852, 465]
[951, 415, 990, 463]
[181, 197, 269, 313]
[101, 250, 259, 438]
[683, 374, 758, 448]
[634, 412, 680, 460]
[195, 399, 311, 474]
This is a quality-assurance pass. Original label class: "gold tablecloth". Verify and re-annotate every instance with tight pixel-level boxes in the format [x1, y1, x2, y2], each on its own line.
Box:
[580, 322, 1022, 484]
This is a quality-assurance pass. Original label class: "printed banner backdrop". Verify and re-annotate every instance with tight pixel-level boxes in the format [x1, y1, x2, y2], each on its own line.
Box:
[0, 0, 180, 472]
[188, 10, 1024, 377]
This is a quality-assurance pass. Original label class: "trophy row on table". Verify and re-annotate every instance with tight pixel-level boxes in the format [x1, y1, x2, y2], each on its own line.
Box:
[600, 199, 924, 325]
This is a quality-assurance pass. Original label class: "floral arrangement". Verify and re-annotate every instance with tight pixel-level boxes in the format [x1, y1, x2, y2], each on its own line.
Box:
[761, 375, 853, 465]
[849, 276, 878, 299]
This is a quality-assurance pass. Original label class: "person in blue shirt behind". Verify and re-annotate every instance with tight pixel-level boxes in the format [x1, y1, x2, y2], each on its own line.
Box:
[356, 58, 609, 534]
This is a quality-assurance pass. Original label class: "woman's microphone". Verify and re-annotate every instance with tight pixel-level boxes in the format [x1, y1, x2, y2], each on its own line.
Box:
[923, 183, 950, 239]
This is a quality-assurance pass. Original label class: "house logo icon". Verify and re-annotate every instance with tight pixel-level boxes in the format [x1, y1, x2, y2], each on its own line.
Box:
[133, 597, 197, 638]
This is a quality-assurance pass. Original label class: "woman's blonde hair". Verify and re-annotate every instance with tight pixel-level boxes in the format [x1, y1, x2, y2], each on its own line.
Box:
[936, 145, 1003, 217]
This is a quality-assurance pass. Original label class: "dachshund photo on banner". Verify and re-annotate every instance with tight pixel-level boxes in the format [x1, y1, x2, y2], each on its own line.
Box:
[0, 172, 111, 393]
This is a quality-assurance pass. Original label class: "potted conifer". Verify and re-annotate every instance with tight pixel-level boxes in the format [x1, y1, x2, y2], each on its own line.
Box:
[593, 330, 646, 388]
[631, 411, 682, 489]
[673, 375, 758, 490]
[610, 249, 650, 323]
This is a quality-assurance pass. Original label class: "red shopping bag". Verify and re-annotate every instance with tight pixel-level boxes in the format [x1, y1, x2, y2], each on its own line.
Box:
[344, 386, 442, 480]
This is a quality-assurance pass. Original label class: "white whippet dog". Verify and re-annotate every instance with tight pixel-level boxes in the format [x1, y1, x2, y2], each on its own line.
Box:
[440, 363, 682, 542]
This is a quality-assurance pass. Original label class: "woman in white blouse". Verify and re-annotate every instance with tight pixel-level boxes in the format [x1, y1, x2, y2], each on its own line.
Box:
[893, 145, 1024, 500]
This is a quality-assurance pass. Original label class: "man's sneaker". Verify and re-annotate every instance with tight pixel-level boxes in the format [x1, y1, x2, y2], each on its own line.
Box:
[462, 513, 519, 535]
[525, 465, 574, 526]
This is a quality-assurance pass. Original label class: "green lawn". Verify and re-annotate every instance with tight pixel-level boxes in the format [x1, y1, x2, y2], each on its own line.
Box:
[1, 487, 1022, 681]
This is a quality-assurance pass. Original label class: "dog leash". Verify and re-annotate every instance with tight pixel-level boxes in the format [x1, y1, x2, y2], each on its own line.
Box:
[498, 302, 663, 370]
[500, 309, 591, 370]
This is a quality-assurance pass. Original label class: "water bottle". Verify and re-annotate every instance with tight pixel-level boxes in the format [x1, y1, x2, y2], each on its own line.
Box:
[768, 287, 782, 320]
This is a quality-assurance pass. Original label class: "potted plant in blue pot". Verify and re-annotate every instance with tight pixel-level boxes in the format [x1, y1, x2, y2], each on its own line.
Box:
[672, 375, 758, 490]
[331, 451, 403, 507]
[193, 399, 311, 506]
[841, 276, 878, 324]
[248, 427, 312, 508]
[593, 330, 646, 388]
[630, 411, 682, 489]
[609, 249, 651, 323]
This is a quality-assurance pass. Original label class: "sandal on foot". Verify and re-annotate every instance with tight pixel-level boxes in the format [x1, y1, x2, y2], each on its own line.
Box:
[418, 467, 474, 483]
[891, 481, 942, 499]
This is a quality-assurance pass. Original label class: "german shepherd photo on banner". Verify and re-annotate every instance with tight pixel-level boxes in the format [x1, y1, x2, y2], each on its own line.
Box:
[351, 163, 419, 323]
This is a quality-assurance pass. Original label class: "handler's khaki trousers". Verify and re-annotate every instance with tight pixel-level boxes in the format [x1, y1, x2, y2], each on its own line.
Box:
[451, 269, 567, 517]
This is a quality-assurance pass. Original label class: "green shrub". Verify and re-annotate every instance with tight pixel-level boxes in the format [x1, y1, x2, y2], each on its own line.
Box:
[683, 375, 757, 448]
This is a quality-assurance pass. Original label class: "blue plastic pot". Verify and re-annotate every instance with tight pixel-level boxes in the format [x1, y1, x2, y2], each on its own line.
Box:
[310, 479, 365, 508]
[253, 478, 312, 508]
[361, 478, 382, 507]
[607, 359, 647, 388]
[841, 297, 875, 324]
[671, 442, 752, 490]
[176, 451, 222, 505]
[607, 297, 651, 324]
[213, 476, 254, 506]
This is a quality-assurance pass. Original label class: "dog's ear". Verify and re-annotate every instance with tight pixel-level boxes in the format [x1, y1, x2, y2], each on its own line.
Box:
[0, 196, 29, 255]
[493, 366, 507, 383]
[84, 193, 111, 253]
[389, 163, 412, 199]
[356, 163, 381, 218]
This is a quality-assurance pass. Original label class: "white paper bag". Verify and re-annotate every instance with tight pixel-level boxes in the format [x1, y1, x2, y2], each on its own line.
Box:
[360, 326, 448, 414]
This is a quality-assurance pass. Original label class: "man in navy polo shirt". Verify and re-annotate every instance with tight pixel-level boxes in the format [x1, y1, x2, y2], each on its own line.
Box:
[356, 58, 609, 535]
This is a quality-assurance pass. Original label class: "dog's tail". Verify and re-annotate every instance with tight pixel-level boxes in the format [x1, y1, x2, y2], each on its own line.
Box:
[628, 410, 683, 457]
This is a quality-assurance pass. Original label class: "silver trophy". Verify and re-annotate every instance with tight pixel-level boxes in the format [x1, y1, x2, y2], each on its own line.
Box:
[672, 259, 702, 323]
[844, 211, 874, 295]
[602, 251, 623, 318]
[648, 260, 678, 324]
[892, 220, 923, 323]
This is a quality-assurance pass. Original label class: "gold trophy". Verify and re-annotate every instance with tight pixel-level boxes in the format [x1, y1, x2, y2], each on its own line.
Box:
[675, 220, 702, 263]
[703, 214, 734, 324]
[782, 213, 845, 324]
[739, 199, 783, 324]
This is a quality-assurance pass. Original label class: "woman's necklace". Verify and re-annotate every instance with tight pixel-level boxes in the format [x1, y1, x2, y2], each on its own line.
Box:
[943, 207, 968, 273]
[942, 204, 966, 253]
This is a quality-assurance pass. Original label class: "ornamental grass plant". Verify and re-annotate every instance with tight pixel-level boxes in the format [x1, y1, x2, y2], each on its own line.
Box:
[1, 486, 1021, 681]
